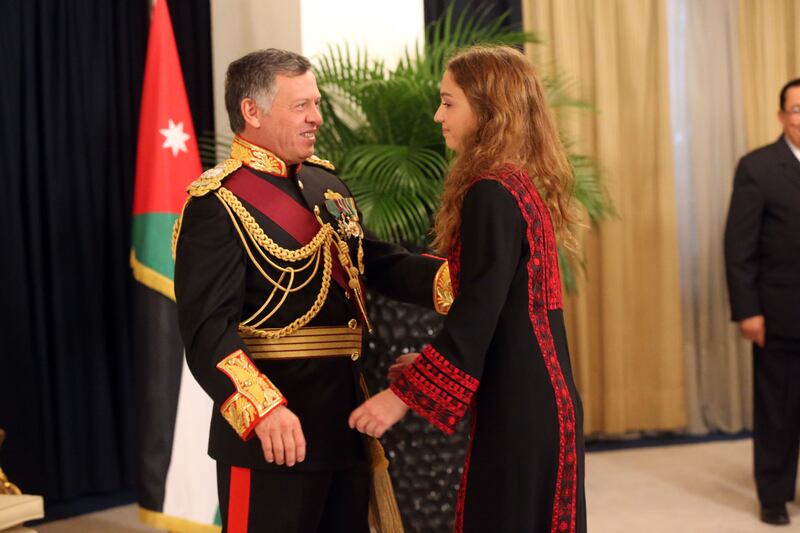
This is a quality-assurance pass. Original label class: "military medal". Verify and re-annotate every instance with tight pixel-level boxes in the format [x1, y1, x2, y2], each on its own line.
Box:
[324, 189, 365, 274]
[323, 190, 363, 238]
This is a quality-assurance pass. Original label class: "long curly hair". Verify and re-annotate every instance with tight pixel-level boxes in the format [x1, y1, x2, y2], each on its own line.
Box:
[432, 45, 575, 254]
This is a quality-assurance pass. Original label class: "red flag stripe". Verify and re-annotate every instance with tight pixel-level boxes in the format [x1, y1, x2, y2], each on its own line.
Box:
[133, 0, 202, 216]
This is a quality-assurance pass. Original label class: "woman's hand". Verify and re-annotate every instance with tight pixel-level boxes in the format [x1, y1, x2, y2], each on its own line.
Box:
[387, 352, 420, 381]
[348, 388, 409, 438]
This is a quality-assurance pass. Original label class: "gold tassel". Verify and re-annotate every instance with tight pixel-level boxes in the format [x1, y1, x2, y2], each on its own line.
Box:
[357, 235, 365, 274]
[367, 438, 404, 533]
[0, 431, 21, 496]
[359, 377, 404, 533]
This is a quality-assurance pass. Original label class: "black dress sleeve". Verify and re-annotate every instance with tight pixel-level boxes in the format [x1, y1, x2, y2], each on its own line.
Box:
[391, 180, 523, 434]
[724, 158, 765, 321]
[361, 229, 445, 309]
[175, 194, 286, 441]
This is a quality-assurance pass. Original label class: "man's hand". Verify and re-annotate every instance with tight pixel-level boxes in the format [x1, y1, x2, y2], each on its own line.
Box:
[739, 314, 766, 348]
[349, 389, 409, 438]
[387, 352, 420, 381]
[254, 405, 306, 467]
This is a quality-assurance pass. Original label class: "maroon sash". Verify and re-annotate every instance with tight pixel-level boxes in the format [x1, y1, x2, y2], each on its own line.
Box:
[224, 168, 352, 295]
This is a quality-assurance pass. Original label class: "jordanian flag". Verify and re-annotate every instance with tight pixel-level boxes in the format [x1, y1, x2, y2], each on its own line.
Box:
[131, 0, 220, 531]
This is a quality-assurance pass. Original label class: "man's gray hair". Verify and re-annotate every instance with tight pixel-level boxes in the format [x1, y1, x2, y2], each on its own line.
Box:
[225, 48, 312, 133]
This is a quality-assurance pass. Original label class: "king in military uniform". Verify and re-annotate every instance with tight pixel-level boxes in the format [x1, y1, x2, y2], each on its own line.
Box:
[173, 49, 450, 533]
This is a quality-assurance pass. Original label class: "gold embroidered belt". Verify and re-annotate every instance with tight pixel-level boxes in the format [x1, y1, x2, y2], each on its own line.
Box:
[240, 323, 363, 361]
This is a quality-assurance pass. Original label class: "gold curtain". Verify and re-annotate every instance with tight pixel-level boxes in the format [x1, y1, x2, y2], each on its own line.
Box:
[738, 0, 800, 149]
[524, 0, 686, 435]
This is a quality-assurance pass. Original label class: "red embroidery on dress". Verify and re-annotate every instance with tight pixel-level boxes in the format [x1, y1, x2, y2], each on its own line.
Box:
[447, 239, 462, 296]
[401, 172, 577, 532]
[426, 341, 479, 390]
[447, 232, 472, 532]
[415, 359, 476, 404]
[453, 404, 477, 533]
[389, 245, 479, 436]
[390, 344, 478, 435]
[488, 170, 577, 533]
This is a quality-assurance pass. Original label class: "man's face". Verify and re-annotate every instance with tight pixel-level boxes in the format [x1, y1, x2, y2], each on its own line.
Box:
[779, 86, 800, 149]
[249, 71, 322, 164]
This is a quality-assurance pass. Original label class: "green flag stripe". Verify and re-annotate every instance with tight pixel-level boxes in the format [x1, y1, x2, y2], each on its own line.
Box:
[132, 213, 179, 280]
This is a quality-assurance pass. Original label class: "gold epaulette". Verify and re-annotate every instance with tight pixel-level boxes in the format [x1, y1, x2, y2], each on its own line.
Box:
[187, 158, 242, 197]
[304, 155, 336, 171]
[172, 159, 244, 259]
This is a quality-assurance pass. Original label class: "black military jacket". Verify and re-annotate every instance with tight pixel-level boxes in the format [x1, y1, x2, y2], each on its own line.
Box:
[174, 138, 444, 471]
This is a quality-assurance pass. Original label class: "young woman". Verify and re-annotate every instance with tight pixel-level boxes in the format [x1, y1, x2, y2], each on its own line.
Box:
[349, 45, 586, 533]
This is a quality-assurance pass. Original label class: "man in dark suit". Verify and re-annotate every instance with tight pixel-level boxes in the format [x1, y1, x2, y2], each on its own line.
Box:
[725, 78, 800, 526]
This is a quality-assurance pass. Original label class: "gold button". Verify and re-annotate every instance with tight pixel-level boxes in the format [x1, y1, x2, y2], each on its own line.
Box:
[350, 351, 361, 361]
[297, 180, 304, 190]
[348, 319, 358, 329]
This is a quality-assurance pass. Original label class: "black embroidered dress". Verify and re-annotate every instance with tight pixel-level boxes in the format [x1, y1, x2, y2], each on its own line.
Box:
[391, 169, 587, 533]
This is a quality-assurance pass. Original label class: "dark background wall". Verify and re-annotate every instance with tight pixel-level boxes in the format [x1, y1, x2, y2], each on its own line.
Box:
[0, 0, 213, 506]
[424, 0, 523, 30]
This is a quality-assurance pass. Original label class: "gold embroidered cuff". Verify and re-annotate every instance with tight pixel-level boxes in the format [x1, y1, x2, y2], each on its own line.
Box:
[433, 261, 453, 315]
[216, 349, 286, 440]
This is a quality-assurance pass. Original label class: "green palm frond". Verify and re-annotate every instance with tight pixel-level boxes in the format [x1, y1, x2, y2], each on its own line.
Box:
[343, 144, 445, 244]
[351, 184, 436, 244]
[314, 4, 545, 247]
[346, 145, 445, 194]
[571, 154, 616, 223]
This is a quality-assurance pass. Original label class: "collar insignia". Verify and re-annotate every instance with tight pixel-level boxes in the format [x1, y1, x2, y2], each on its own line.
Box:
[230, 136, 288, 177]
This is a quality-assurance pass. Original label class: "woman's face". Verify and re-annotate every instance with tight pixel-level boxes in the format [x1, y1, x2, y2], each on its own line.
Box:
[434, 70, 478, 153]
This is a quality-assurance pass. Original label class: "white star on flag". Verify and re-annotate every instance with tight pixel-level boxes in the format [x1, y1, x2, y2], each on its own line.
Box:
[160, 119, 191, 157]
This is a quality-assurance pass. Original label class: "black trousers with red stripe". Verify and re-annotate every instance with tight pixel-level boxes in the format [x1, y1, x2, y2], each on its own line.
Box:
[217, 462, 371, 533]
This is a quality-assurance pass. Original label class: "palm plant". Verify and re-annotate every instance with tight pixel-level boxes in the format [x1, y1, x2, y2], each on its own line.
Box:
[313, 5, 614, 290]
